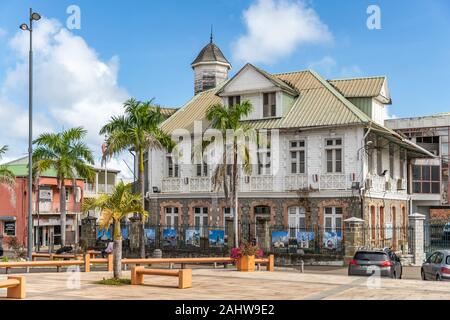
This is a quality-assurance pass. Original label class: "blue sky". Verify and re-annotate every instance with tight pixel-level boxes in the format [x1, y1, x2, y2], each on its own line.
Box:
[0, 0, 449, 171]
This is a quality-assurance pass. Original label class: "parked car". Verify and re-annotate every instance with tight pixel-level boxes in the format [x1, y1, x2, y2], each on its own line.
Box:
[443, 223, 450, 240]
[348, 249, 402, 279]
[421, 250, 450, 281]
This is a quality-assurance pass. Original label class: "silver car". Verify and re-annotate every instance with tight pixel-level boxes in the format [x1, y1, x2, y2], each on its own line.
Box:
[348, 249, 402, 279]
[421, 250, 450, 281]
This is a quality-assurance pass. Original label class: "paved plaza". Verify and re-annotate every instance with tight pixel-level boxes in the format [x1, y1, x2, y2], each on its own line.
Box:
[1, 268, 449, 300]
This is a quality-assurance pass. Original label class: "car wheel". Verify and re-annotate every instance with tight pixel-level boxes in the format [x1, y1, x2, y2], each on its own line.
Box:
[421, 269, 427, 281]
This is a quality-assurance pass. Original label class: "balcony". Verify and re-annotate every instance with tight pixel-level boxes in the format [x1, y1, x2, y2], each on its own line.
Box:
[162, 178, 181, 193]
[319, 174, 347, 190]
[284, 175, 308, 191]
[84, 183, 115, 195]
[250, 176, 273, 192]
[189, 177, 212, 192]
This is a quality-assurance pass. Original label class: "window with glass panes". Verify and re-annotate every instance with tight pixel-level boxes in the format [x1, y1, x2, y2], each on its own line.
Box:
[324, 207, 343, 232]
[194, 207, 209, 235]
[325, 138, 343, 173]
[412, 165, 440, 194]
[288, 207, 306, 237]
[196, 161, 208, 177]
[167, 155, 179, 178]
[290, 140, 306, 174]
[228, 96, 241, 107]
[165, 207, 179, 227]
[263, 92, 276, 118]
[257, 131, 271, 175]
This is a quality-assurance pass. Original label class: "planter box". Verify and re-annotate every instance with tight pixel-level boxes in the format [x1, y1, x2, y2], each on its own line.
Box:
[237, 255, 255, 272]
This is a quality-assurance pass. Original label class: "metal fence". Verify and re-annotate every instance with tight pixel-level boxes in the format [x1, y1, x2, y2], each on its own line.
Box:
[424, 221, 450, 256]
[94, 223, 345, 256]
[359, 225, 412, 255]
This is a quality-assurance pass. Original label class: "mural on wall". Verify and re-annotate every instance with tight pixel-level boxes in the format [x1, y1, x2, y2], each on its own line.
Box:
[323, 231, 342, 250]
[162, 228, 177, 247]
[185, 229, 200, 247]
[297, 231, 315, 249]
[272, 231, 289, 248]
[97, 227, 112, 241]
[144, 228, 156, 246]
[209, 230, 225, 247]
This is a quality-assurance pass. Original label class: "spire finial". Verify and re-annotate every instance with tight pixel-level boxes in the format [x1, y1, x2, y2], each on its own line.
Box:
[210, 25, 213, 43]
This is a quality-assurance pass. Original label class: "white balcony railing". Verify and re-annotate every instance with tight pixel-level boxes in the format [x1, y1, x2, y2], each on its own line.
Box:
[189, 177, 212, 192]
[284, 175, 308, 191]
[319, 174, 347, 190]
[162, 178, 181, 193]
[250, 176, 273, 191]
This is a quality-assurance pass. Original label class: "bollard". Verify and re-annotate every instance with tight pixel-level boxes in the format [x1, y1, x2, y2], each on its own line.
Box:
[107, 253, 113, 272]
[84, 253, 91, 273]
[300, 260, 304, 273]
[267, 254, 275, 272]
[213, 262, 217, 269]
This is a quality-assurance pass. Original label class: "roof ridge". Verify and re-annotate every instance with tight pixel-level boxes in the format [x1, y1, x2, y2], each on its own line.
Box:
[273, 69, 310, 76]
[328, 75, 387, 82]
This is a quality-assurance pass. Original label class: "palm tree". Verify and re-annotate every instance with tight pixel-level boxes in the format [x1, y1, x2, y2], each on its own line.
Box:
[0, 146, 15, 187]
[33, 127, 95, 247]
[82, 181, 147, 278]
[206, 101, 253, 247]
[100, 98, 173, 258]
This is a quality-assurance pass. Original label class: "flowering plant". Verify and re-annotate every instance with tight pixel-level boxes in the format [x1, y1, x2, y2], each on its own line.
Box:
[230, 242, 264, 259]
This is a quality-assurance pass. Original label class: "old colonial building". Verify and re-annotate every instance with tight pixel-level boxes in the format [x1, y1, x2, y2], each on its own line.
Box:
[143, 39, 433, 252]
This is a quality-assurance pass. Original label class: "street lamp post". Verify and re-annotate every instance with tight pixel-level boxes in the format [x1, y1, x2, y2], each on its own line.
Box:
[20, 8, 41, 261]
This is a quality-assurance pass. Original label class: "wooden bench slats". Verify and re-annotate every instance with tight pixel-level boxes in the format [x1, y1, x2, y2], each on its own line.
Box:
[0, 279, 20, 288]
[0, 276, 26, 299]
[138, 269, 182, 277]
[131, 267, 192, 289]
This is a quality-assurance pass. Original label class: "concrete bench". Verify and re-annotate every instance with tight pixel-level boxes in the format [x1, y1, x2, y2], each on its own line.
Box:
[0, 276, 26, 299]
[131, 266, 192, 289]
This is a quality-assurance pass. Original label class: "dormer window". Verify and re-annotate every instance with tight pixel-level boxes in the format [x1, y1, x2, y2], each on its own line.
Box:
[263, 92, 276, 118]
[228, 96, 241, 107]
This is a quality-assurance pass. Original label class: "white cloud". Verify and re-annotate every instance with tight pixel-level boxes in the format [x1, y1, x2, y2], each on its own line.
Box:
[232, 0, 332, 64]
[0, 17, 130, 177]
[308, 56, 362, 79]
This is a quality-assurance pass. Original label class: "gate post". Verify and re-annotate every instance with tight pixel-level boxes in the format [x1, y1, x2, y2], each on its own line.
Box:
[409, 213, 426, 266]
[343, 217, 365, 265]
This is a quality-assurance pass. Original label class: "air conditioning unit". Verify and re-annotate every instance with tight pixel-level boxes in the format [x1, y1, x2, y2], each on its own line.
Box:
[385, 181, 391, 191]
[365, 179, 373, 189]
[397, 179, 405, 190]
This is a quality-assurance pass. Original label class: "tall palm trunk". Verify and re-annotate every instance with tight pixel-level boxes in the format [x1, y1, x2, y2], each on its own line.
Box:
[113, 220, 122, 278]
[138, 148, 146, 258]
[232, 141, 239, 247]
[60, 180, 66, 247]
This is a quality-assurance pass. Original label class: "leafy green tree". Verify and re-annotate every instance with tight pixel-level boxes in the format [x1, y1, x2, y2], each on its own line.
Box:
[100, 98, 173, 258]
[82, 182, 147, 278]
[33, 127, 95, 246]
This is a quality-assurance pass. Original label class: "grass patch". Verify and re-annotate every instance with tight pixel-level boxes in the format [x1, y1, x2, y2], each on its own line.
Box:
[95, 278, 131, 286]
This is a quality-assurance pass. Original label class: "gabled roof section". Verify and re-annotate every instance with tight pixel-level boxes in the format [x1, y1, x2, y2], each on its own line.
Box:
[328, 76, 391, 104]
[161, 89, 222, 134]
[216, 63, 298, 96]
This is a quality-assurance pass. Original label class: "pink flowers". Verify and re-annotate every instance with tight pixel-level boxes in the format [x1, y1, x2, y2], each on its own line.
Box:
[230, 242, 264, 258]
